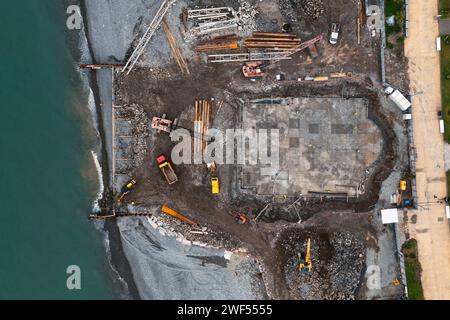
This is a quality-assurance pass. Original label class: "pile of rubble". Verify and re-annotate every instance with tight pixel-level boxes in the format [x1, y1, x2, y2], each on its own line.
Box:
[279, 0, 299, 24]
[283, 231, 365, 300]
[299, 0, 325, 20]
[115, 104, 150, 174]
[132, 205, 244, 251]
[236, 0, 259, 33]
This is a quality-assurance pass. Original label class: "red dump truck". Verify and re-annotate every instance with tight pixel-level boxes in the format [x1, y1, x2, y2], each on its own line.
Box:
[156, 155, 178, 185]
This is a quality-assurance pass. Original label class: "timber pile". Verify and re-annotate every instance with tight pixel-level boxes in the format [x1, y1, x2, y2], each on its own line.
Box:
[244, 32, 301, 49]
[194, 100, 213, 154]
[197, 34, 241, 45]
[162, 19, 190, 74]
[195, 34, 241, 52]
[195, 42, 239, 52]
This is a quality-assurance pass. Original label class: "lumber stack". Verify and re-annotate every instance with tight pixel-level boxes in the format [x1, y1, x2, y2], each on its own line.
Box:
[194, 100, 213, 154]
[195, 34, 241, 52]
[197, 34, 241, 45]
[195, 42, 239, 52]
[244, 32, 301, 49]
[162, 19, 190, 74]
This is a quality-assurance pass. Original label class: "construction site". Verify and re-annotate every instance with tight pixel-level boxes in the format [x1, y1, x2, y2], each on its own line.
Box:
[85, 0, 411, 300]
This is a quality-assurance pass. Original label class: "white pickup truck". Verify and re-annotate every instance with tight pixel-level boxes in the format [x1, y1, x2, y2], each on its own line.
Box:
[329, 23, 340, 45]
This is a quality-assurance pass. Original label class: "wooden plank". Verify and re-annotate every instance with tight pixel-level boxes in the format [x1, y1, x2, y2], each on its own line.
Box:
[244, 43, 299, 48]
[245, 37, 300, 42]
[252, 32, 296, 38]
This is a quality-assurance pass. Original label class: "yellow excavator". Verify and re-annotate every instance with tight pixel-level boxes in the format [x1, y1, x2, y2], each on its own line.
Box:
[118, 179, 137, 203]
[299, 238, 312, 273]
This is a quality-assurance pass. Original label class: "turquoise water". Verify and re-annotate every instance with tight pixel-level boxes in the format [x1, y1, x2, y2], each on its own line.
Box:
[0, 2, 114, 299]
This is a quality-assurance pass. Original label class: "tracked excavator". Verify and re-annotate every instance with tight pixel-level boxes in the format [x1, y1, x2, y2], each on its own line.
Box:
[298, 238, 312, 273]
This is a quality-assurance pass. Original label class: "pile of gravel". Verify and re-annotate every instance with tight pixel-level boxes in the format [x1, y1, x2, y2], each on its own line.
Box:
[115, 104, 150, 174]
[290, 0, 325, 20]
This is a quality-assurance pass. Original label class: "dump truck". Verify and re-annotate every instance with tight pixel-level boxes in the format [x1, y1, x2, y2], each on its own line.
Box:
[385, 87, 411, 111]
[211, 176, 219, 194]
[156, 155, 178, 185]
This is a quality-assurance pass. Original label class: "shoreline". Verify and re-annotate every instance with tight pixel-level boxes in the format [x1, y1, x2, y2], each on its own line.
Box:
[77, 0, 269, 299]
[78, 0, 140, 300]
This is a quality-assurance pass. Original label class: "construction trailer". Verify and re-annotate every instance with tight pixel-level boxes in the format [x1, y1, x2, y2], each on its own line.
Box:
[385, 87, 412, 112]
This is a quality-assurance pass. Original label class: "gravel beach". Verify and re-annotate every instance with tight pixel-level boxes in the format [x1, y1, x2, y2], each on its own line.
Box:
[81, 0, 267, 299]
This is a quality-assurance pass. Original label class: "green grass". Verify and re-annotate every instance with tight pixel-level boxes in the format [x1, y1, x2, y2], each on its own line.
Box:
[441, 36, 450, 143]
[385, 0, 404, 50]
[447, 170, 450, 197]
[440, 0, 449, 17]
[402, 239, 424, 300]
[385, 0, 404, 36]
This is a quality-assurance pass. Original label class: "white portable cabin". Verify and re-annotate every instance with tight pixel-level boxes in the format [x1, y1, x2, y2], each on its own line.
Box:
[385, 87, 412, 112]
[446, 205, 450, 219]
[381, 208, 399, 224]
[440, 119, 445, 134]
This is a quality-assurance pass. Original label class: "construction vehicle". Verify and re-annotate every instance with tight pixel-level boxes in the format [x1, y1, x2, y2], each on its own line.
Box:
[298, 238, 312, 273]
[211, 176, 220, 194]
[152, 113, 215, 143]
[156, 155, 178, 185]
[329, 23, 340, 45]
[307, 43, 318, 58]
[242, 34, 323, 78]
[235, 214, 248, 224]
[151, 114, 178, 133]
[118, 179, 137, 202]
[243, 61, 265, 77]
[396, 180, 407, 206]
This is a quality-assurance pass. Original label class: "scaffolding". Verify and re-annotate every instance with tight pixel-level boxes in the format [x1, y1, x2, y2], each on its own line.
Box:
[208, 51, 294, 63]
[122, 0, 175, 75]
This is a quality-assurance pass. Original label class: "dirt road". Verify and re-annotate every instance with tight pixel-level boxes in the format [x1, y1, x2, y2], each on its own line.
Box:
[404, 0, 450, 300]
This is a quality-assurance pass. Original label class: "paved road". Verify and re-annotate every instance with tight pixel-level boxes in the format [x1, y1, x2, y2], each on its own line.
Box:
[404, 0, 450, 300]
